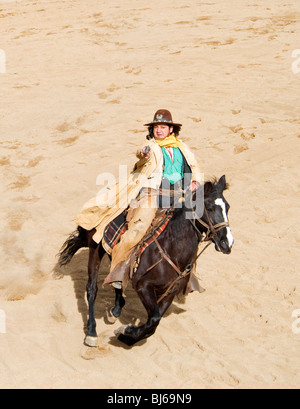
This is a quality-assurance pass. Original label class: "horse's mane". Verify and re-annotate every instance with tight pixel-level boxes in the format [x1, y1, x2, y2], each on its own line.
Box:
[204, 177, 229, 196]
[171, 176, 229, 223]
[203, 177, 229, 210]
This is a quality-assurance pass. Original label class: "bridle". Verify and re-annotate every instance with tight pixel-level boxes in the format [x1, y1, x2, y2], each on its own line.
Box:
[190, 207, 230, 243]
[155, 205, 230, 304]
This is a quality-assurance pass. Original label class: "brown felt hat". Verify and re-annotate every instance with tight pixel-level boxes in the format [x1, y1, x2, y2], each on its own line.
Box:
[144, 109, 182, 127]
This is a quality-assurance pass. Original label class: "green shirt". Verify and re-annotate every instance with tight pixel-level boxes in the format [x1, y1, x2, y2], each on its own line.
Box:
[162, 147, 184, 185]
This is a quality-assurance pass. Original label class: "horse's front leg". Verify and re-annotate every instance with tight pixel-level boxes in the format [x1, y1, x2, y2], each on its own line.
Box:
[85, 242, 102, 347]
[107, 288, 126, 324]
[115, 284, 161, 346]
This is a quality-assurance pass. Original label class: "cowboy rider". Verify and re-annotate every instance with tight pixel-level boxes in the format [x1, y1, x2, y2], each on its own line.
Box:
[76, 109, 202, 288]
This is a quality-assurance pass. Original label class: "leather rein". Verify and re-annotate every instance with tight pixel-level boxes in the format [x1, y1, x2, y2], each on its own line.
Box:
[153, 207, 229, 304]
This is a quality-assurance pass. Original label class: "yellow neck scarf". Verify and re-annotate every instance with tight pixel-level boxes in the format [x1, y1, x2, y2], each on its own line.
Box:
[155, 134, 183, 150]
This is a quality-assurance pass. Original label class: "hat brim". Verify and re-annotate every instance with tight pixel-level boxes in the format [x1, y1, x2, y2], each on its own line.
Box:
[144, 121, 182, 127]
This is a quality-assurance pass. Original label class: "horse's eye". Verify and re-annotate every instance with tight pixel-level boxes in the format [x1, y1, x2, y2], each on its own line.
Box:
[206, 205, 215, 212]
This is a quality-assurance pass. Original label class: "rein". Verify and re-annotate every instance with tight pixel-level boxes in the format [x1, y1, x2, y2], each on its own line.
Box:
[154, 207, 229, 304]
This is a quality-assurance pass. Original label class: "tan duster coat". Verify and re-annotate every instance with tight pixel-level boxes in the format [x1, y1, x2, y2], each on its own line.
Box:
[75, 138, 201, 244]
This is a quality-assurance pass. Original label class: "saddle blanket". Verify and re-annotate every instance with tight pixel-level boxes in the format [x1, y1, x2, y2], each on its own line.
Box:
[103, 209, 173, 256]
[102, 211, 127, 254]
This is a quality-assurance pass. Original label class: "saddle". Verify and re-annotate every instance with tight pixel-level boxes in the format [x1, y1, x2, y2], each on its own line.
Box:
[102, 207, 174, 259]
[129, 208, 174, 278]
[102, 185, 179, 257]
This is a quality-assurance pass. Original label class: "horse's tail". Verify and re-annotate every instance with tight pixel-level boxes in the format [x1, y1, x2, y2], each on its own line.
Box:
[58, 226, 88, 266]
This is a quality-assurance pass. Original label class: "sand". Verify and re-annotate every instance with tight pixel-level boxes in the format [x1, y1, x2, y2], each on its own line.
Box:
[0, 0, 300, 389]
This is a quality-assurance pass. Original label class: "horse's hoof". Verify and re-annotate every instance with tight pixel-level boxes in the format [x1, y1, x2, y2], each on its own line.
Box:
[106, 308, 119, 324]
[84, 336, 98, 347]
[114, 325, 127, 337]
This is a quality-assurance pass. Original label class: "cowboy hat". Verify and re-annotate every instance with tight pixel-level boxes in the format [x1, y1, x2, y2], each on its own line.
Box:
[144, 109, 182, 127]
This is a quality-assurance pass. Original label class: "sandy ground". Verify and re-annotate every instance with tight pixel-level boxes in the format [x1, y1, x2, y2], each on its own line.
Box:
[0, 0, 300, 389]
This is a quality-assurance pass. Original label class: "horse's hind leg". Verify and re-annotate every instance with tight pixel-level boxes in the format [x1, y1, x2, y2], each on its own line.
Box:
[85, 241, 106, 347]
[107, 288, 126, 324]
[116, 284, 161, 346]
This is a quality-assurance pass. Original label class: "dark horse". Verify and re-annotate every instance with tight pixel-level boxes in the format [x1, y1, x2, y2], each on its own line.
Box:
[58, 175, 234, 347]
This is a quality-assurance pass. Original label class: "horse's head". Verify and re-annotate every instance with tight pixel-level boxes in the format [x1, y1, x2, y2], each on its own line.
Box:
[188, 175, 234, 255]
[203, 175, 234, 254]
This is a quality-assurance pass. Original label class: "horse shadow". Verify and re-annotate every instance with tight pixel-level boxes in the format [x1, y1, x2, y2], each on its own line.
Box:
[53, 249, 187, 346]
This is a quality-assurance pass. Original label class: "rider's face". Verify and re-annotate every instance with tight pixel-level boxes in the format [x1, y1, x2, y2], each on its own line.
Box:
[153, 124, 173, 140]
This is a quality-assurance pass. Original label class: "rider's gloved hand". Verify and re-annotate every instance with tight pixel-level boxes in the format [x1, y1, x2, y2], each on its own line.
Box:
[190, 181, 200, 192]
[140, 146, 151, 159]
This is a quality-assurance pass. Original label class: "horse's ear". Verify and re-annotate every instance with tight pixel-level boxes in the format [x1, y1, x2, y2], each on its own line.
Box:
[218, 175, 228, 191]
